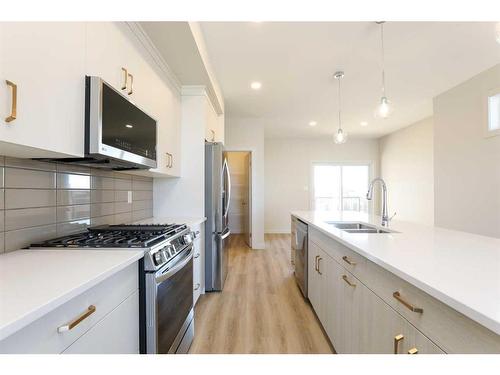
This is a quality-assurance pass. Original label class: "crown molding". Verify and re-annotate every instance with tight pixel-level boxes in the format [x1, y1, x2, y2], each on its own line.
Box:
[181, 85, 209, 97]
[125, 22, 182, 93]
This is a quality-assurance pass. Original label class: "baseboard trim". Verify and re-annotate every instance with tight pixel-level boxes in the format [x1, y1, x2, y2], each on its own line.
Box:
[265, 230, 291, 234]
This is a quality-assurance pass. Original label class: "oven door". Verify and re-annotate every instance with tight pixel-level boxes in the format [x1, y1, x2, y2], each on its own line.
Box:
[146, 244, 194, 354]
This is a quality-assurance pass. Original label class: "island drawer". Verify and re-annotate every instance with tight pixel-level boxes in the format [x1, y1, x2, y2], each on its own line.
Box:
[0, 263, 138, 354]
[309, 227, 369, 282]
[366, 260, 500, 353]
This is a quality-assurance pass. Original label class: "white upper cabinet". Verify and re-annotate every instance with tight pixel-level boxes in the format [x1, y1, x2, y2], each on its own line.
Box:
[0, 22, 86, 158]
[205, 98, 224, 143]
[85, 22, 181, 177]
[0, 22, 181, 177]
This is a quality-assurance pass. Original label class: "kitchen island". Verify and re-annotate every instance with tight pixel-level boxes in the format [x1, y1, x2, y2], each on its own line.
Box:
[291, 210, 500, 353]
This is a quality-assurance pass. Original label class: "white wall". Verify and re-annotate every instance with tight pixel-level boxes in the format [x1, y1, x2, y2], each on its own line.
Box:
[264, 138, 379, 233]
[224, 118, 265, 249]
[434, 63, 500, 238]
[154, 93, 206, 218]
[379, 117, 434, 226]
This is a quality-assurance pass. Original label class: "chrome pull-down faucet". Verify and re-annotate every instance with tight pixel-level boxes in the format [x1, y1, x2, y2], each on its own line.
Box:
[366, 178, 395, 227]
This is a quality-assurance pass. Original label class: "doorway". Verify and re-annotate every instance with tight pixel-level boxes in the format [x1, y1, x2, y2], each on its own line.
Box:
[225, 151, 252, 247]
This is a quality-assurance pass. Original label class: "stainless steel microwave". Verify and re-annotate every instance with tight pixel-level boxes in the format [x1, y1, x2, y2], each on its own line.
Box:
[84, 76, 157, 170]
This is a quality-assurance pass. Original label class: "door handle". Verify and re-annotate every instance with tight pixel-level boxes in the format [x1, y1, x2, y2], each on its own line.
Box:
[393, 291, 424, 313]
[194, 283, 201, 291]
[127, 73, 134, 95]
[317, 257, 323, 275]
[58, 305, 96, 333]
[314, 255, 319, 271]
[166, 153, 172, 168]
[121, 67, 128, 90]
[5, 80, 17, 123]
[393, 334, 404, 354]
[194, 253, 200, 259]
[342, 255, 357, 266]
[342, 274, 356, 287]
[219, 228, 231, 240]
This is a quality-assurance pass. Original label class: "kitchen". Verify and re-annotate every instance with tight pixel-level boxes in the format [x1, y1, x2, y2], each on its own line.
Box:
[0, 2, 500, 372]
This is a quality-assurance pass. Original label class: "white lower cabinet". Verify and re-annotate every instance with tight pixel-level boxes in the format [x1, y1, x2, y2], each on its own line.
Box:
[62, 290, 139, 354]
[308, 235, 445, 354]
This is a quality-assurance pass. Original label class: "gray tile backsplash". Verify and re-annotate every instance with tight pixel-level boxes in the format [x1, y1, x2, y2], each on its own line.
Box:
[0, 156, 154, 253]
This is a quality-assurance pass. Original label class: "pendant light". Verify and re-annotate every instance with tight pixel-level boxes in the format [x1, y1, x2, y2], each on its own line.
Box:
[333, 71, 347, 144]
[374, 21, 394, 119]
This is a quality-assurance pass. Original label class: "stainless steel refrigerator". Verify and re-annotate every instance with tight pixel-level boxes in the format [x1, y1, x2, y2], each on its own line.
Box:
[205, 142, 231, 292]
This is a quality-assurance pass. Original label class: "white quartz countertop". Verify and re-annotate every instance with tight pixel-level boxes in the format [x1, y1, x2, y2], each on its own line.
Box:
[133, 216, 207, 228]
[291, 210, 500, 335]
[0, 249, 144, 341]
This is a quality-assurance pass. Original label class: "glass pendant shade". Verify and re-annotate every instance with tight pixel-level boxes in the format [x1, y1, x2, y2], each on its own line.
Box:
[375, 96, 394, 119]
[334, 128, 347, 144]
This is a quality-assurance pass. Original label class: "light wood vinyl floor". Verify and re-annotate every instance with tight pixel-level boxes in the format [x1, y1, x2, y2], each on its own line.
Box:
[189, 234, 334, 354]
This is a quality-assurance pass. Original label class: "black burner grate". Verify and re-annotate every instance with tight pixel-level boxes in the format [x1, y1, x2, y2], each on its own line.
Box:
[30, 224, 187, 248]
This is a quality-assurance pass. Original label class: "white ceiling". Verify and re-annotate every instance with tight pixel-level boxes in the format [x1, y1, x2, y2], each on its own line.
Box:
[199, 22, 500, 139]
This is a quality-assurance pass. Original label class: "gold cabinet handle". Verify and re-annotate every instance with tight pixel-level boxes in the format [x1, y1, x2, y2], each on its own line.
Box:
[408, 348, 419, 354]
[317, 257, 323, 275]
[57, 305, 96, 333]
[127, 73, 134, 95]
[393, 291, 424, 313]
[342, 255, 357, 266]
[314, 255, 319, 271]
[194, 283, 201, 291]
[5, 80, 17, 123]
[194, 253, 200, 259]
[121, 67, 128, 90]
[394, 334, 404, 354]
[342, 274, 357, 287]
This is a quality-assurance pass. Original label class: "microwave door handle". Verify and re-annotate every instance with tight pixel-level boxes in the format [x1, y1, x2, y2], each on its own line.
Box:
[155, 246, 194, 284]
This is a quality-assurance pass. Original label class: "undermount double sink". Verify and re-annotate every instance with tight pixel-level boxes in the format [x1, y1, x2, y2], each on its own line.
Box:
[326, 222, 397, 234]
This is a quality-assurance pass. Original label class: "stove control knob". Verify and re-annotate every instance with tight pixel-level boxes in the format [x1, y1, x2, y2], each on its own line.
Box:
[165, 245, 173, 256]
[183, 234, 193, 244]
[154, 251, 164, 265]
[162, 249, 170, 260]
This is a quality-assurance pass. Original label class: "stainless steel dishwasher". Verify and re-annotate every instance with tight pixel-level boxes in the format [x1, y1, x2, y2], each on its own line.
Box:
[291, 216, 308, 298]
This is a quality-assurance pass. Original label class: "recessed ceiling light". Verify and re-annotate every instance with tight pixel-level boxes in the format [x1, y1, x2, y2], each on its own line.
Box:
[360, 121, 368, 127]
[125, 124, 133, 128]
[309, 121, 317, 127]
[250, 82, 262, 90]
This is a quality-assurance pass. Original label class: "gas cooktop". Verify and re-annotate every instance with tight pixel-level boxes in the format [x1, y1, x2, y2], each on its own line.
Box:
[30, 224, 187, 248]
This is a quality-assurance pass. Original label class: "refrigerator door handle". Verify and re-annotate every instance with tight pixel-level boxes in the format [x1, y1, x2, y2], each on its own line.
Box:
[218, 228, 231, 240]
[222, 158, 231, 218]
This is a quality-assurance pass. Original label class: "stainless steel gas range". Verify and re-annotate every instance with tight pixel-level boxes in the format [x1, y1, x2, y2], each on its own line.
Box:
[30, 224, 196, 354]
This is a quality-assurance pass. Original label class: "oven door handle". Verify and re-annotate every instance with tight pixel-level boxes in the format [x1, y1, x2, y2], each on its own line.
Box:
[155, 246, 194, 284]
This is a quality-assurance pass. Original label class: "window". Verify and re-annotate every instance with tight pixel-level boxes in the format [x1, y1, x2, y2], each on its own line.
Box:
[311, 163, 370, 213]
[486, 88, 500, 137]
[488, 92, 500, 132]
